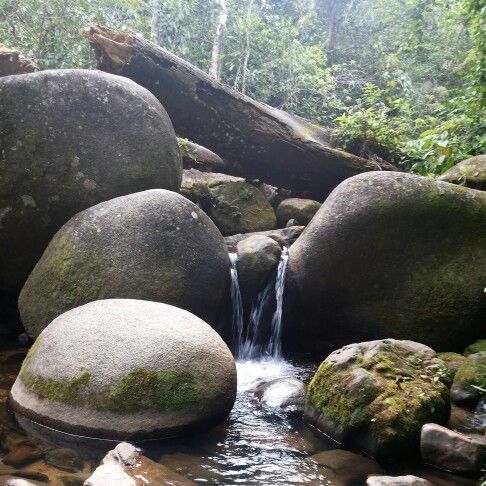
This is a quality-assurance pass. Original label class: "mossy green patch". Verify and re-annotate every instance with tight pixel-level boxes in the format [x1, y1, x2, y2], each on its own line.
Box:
[20, 366, 212, 414]
[21, 370, 91, 406]
[464, 339, 486, 356]
[104, 368, 207, 413]
[454, 357, 486, 390]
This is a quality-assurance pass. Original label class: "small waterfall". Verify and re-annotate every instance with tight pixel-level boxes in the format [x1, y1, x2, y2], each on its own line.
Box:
[473, 397, 486, 429]
[229, 247, 289, 362]
[267, 246, 288, 360]
[229, 253, 244, 357]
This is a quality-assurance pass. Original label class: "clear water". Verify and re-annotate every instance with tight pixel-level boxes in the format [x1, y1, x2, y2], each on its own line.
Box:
[149, 358, 335, 485]
[229, 252, 245, 358]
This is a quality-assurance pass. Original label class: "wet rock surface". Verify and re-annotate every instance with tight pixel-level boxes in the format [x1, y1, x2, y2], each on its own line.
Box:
[420, 423, 486, 474]
[253, 377, 306, 410]
[367, 475, 431, 486]
[19, 189, 229, 336]
[236, 235, 282, 304]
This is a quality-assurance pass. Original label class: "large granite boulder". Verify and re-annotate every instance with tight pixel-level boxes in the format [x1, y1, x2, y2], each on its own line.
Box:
[10, 299, 237, 440]
[287, 172, 486, 353]
[304, 339, 451, 458]
[438, 155, 486, 191]
[0, 69, 182, 308]
[19, 190, 228, 337]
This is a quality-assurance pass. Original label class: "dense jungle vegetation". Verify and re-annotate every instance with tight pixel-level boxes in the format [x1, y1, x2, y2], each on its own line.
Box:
[1, 0, 484, 174]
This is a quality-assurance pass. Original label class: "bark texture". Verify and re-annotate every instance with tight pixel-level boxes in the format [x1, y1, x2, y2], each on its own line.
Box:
[82, 25, 398, 200]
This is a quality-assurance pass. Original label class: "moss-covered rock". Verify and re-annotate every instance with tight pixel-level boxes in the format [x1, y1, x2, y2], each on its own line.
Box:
[436, 352, 467, 376]
[18, 190, 229, 337]
[10, 299, 237, 440]
[304, 339, 451, 459]
[287, 172, 486, 354]
[463, 339, 486, 356]
[438, 154, 486, 191]
[0, 70, 182, 326]
[275, 198, 321, 227]
[450, 354, 486, 407]
[208, 181, 277, 235]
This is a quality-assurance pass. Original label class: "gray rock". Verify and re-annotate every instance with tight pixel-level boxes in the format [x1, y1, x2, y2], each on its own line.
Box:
[421, 423, 486, 474]
[84, 442, 194, 485]
[304, 339, 451, 458]
[254, 377, 306, 410]
[438, 155, 486, 191]
[225, 226, 304, 252]
[306, 449, 385, 486]
[276, 198, 321, 226]
[19, 189, 229, 337]
[236, 235, 282, 303]
[287, 172, 486, 353]
[10, 299, 237, 440]
[178, 138, 225, 172]
[0, 69, 182, 302]
[367, 475, 431, 486]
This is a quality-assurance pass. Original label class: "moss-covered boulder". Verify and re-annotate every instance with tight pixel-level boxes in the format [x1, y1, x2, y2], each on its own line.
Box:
[450, 354, 486, 407]
[9, 299, 237, 440]
[464, 339, 486, 356]
[275, 198, 321, 226]
[438, 155, 486, 191]
[436, 352, 467, 376]
[236, 235, 281, 304]
[18, 190, 228, 337]
[304, 339, 451, 458]
[207, 181, 277, 235]
[0, 69, 182, 312]
[287, 172, 486, 353]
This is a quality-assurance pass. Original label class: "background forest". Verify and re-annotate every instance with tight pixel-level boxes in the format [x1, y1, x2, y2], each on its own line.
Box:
[1, 0, 484, 175]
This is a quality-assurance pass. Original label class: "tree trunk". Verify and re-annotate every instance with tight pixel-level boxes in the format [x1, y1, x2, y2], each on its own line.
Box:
[241, 0, 253, 94]
[209, 0, 227, 80]
[82, 25, 398, 200]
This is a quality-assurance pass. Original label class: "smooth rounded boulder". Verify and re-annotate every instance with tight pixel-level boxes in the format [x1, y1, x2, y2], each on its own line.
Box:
[304, 339, 451, 458]
[236, 235, 282, 304]
[438, 154, 486, 191]
[19, 190, 229, 337]
[0, 69, 182, 300]
[275, 198, 321, 226]
[287, 172, 486, 353]
[9, 299, 237, 440]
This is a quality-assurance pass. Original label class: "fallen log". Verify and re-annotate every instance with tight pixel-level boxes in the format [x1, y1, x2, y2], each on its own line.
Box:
[0, 45, 37, 76]
[82, 25, 398, 200]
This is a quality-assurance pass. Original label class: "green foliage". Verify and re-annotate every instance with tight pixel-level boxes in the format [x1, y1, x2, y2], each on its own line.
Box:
[0, 0, 483, 175]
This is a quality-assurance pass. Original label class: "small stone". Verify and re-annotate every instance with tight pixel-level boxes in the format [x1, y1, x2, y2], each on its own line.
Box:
[253, 377, 306, 410]
[421, 423, 486, 474]
[2, 443, 45, 467]
[367, 475, 431, 486]
[276, 198, 321, 227]
[44, 448, 84, 473]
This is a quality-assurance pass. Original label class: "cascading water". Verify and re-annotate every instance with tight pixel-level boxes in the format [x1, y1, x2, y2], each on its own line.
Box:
[229, 247, 289, 361]
[229, 252, 244, 357]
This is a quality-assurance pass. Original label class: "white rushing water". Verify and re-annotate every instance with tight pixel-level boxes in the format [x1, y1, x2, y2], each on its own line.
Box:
[230, 247, 289, 361]
[229, 252, 244, 358]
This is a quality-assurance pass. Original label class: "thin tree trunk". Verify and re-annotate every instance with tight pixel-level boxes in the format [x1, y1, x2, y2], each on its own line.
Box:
[149, 0, 160, 44]
[241, 0, 253, 94]
[209, 0, 227, 80]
